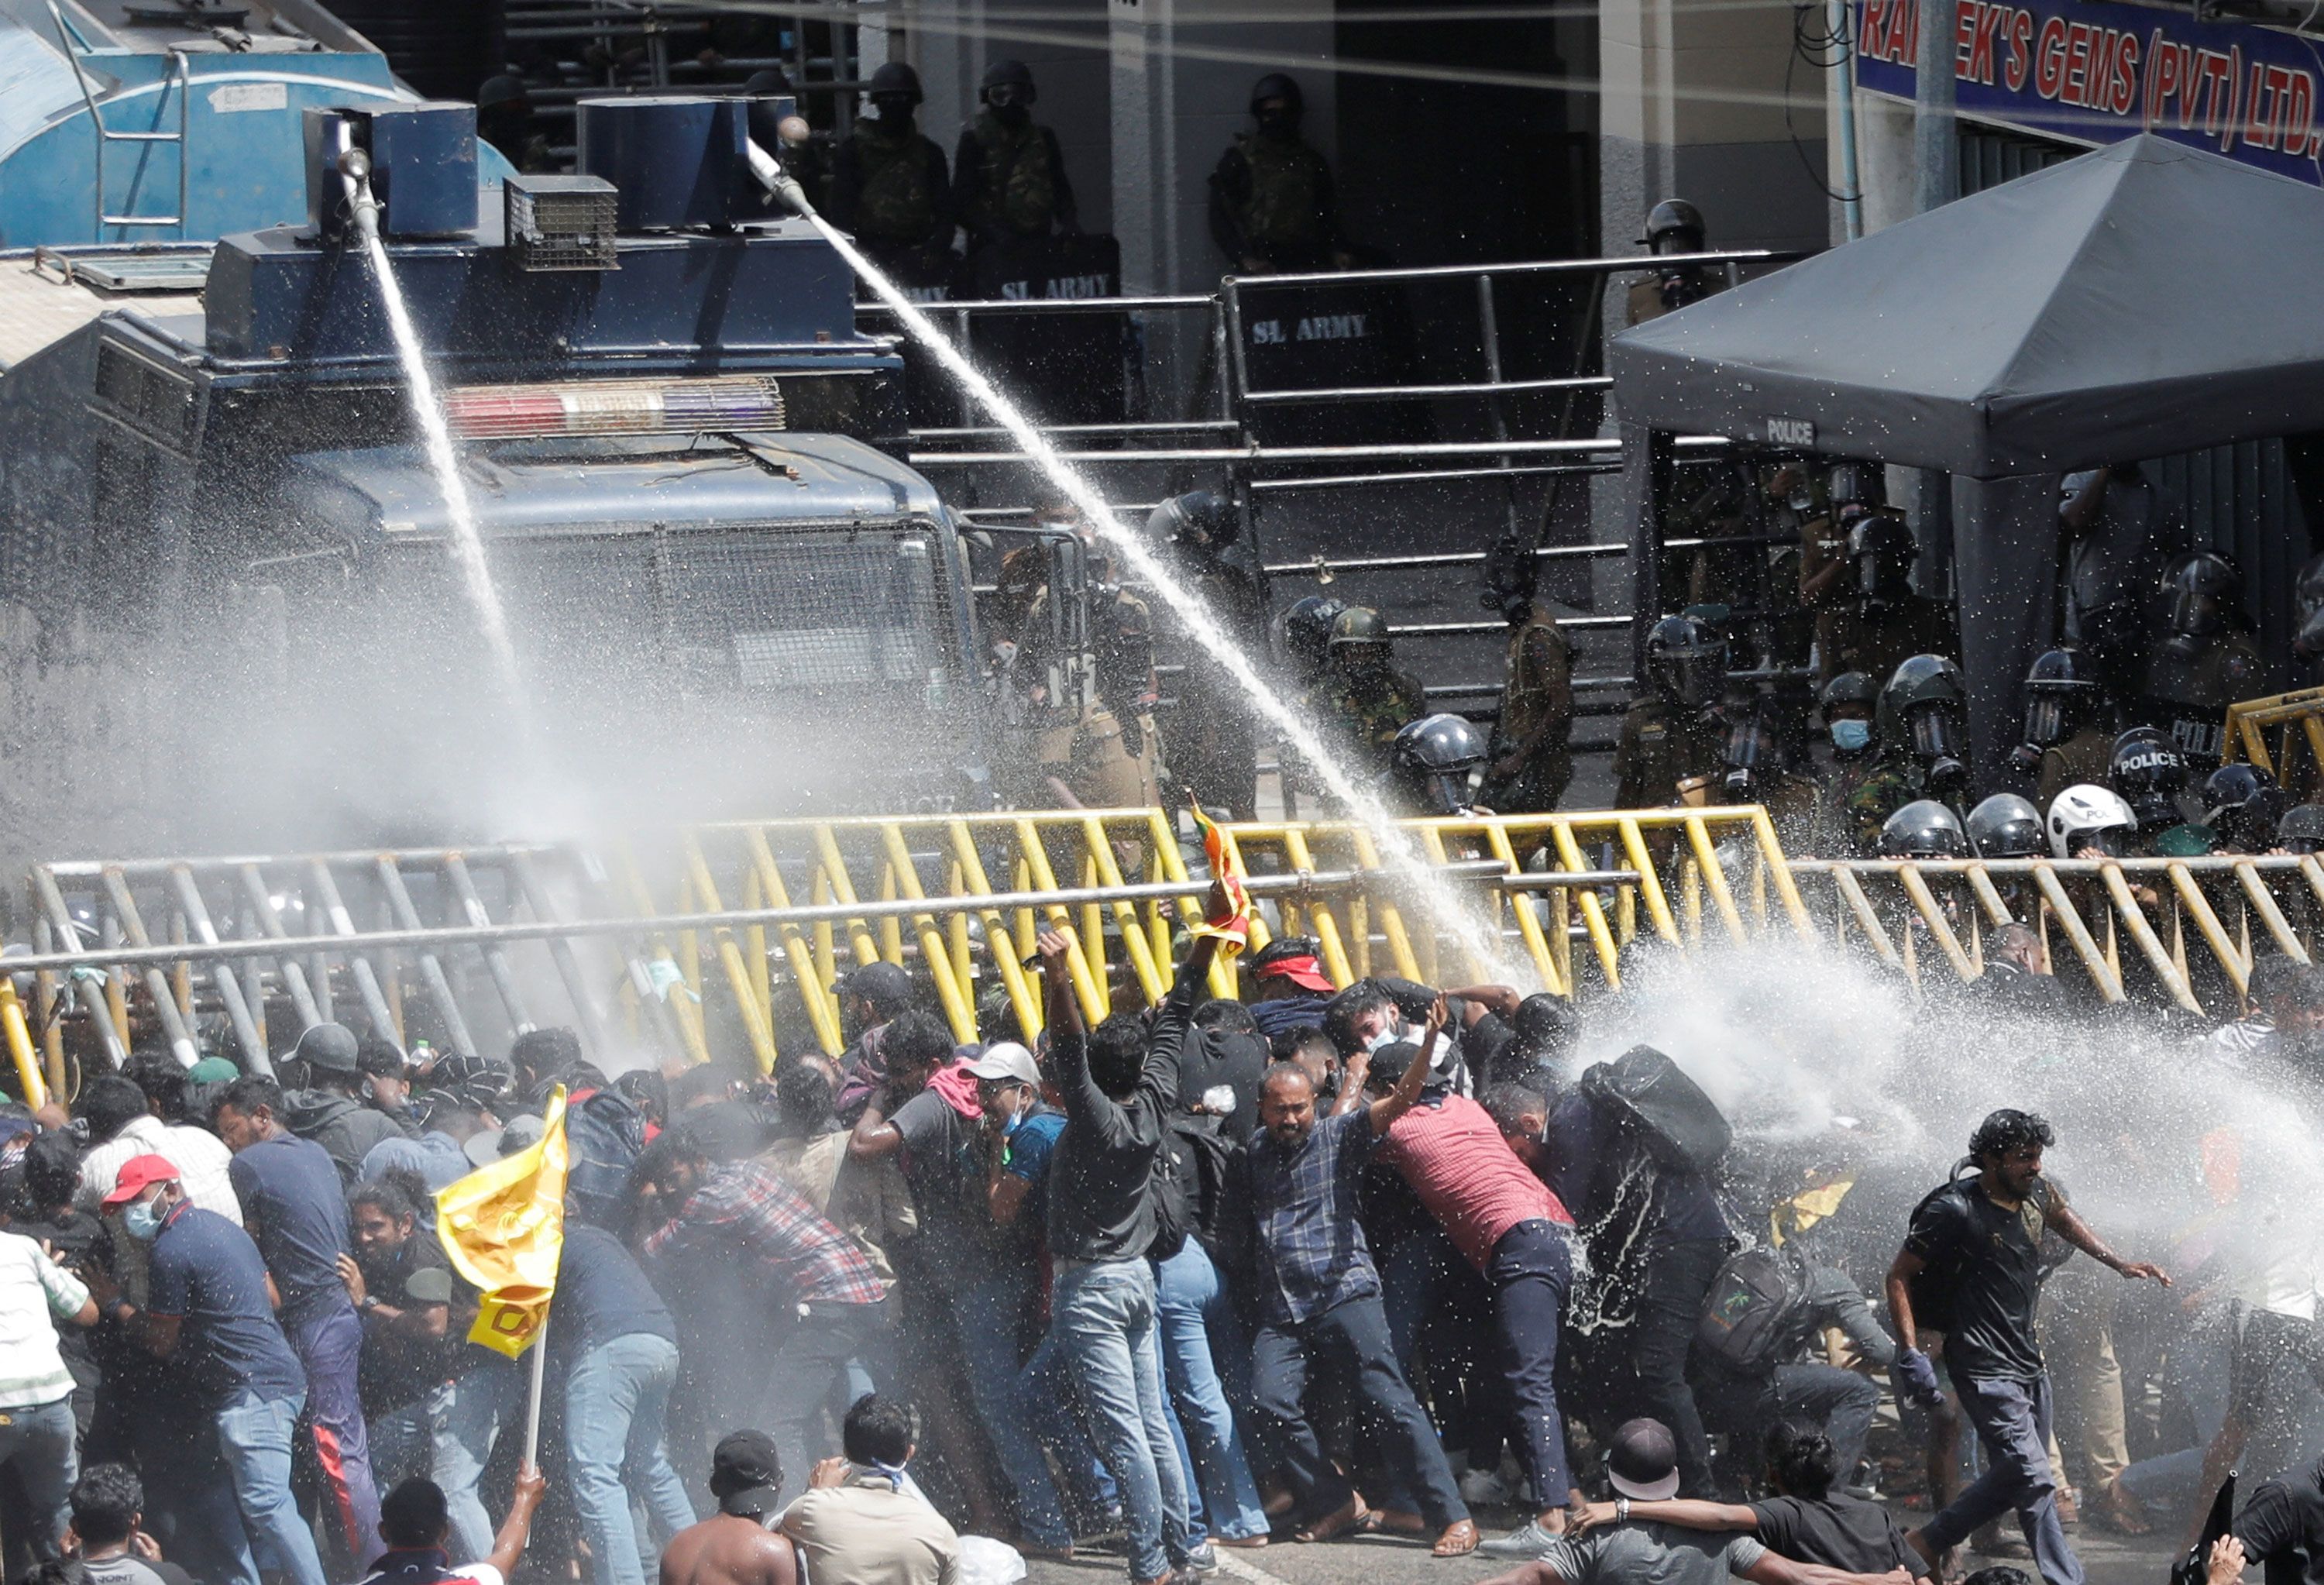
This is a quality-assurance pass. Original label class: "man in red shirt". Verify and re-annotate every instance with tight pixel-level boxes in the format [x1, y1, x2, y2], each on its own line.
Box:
[1363, 1030, 1579, 1559]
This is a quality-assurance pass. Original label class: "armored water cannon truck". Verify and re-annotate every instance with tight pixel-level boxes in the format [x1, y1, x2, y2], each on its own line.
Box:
[0, 95, 1086, 864]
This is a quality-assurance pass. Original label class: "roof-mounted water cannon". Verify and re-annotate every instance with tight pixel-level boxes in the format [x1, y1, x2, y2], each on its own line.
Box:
[302, 102, 480, 246]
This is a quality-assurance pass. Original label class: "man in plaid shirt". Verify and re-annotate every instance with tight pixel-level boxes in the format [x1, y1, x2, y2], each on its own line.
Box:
[635, 1125, 892, 1501]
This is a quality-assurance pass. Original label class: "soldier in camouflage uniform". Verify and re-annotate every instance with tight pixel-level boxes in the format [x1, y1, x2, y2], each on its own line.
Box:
[951, 60, 1079, 257]
[1312, 607, 1426, 782]
[2005, 648, 2117, 808]
[2142, 551, 2265, 770]
[1614, 616, 1726, 809]
[1478, 532, 1573, 813]
[1208, 74, 1353, 273]
[829, 63, 958, 278]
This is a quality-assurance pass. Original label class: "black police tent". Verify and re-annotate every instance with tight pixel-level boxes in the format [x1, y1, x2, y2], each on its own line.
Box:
[1607, 134, 2324, 786]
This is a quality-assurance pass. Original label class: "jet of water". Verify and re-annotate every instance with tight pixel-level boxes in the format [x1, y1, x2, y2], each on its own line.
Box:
[789, 205, 1514, 978]
[363, 232, 528, 707]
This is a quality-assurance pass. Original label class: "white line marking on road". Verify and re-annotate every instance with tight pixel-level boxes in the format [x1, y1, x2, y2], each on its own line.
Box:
[1212, 1546, 1300, 1585]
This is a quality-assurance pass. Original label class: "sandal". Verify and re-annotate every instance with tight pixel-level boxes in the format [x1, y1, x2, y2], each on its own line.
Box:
[1294, 1494, 1370, 1544]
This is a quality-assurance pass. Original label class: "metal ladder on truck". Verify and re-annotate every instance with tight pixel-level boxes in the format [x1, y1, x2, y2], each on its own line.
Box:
[46, 0, 190, 238]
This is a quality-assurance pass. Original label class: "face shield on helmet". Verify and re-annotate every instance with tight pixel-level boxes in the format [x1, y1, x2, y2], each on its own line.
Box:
[1391, 715, 1487, 817]
[2280, 803, 2324, 855]
[2047, 784, 2139, 860]
[1646, 621, 1726, 710]
[1851, 518, 1917, 610]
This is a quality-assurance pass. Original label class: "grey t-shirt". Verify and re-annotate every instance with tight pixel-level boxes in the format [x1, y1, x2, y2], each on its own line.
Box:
[1537, 1522, 1766, 1585]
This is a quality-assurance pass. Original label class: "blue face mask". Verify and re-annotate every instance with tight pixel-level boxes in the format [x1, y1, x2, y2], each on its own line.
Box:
[1830, 719, 1872, 753]
[122, 1197, 166, 1243]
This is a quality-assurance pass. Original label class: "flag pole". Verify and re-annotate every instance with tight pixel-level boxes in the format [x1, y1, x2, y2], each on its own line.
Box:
[521, 1308, 550, 1466]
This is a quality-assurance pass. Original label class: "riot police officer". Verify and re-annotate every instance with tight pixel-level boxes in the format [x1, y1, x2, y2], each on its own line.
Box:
[1013, 505, 1164, 809]
[1150, 489, 1266, 820]
[1813, 511, 1955, 688]
[829, 62, 957, 281]
[1314, 607, 1426, 780]
[1845, 655, 1969, 855]
[1480, 532, 1573, 814]
[2295, 553, 2324, 680]
[1614, 615, 1726, 808]
[1208, 74, 1352, 273]
[2199, 763, 2288, 854]
[2010, 646, 2114, 806]
[1627, 198, 1714, 327]
[2059, 462, 2183, 697]
[2141, 551, 2264, 768]
[1807, 671, 1879, 856]
[1706, 694, 1820, 851]
[951, 60, 1078, 256]
[478, 76, 551, 175]
[1966, 793, 2044, 861]
[1390, 713, 1489, 817]
[1279, 595, 1346, 693]
[2108, 725, 2202, 851]
[1880, 799, 1970, 860]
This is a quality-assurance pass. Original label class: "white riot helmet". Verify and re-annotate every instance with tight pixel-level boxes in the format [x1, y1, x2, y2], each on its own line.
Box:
[2046, 783, 2137, 860]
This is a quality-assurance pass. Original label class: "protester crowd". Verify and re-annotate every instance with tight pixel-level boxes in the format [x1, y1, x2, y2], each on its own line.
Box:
[9, 861, 2324, 1585]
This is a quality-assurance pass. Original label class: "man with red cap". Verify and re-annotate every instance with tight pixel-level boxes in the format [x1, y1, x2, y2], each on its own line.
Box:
[1244, 935, 1336, 1042]
[81, 1154, 325, 1585]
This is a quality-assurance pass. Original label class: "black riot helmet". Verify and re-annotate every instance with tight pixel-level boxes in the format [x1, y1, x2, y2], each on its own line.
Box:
[1966, 793, 2044, 859]
[1281, 595, 1347, 675]
[2109, 724, 2189, 830]
[1821, 671, 1877, 715]
[1643, 198, 1705, 256]
[1327, 607, 1393, 676]
[1850, 513, 1917, 610]
[1390, 713, 1488, 816]
[1881, 655, 1969, 792]
[868, 60, 923, 120]
[741, 68, 800, 148]
[1149, 489, 1238, 558]
[2160, 551, 2245, 651]
[1880, 799, 1970, 860]
[2023, 647, 2100, 747]
[1480, 529, 1538, 622]
[2280, 802, 2324, 854]
[1645, 614, 1727, 710]
[1250, 73, 1303, 132]
[2201, 762, 2288, 851]
[980, 58, 1036, 112]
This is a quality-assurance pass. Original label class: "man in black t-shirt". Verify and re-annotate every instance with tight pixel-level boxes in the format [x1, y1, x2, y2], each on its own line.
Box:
[1884, 1110, 2168, 1585]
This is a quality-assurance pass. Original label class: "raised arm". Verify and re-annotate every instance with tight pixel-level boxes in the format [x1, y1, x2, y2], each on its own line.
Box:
[1366, 995, 1444, 1135]
[1572, 1498, 1758, 1535]
[2044, 1197, 2169, 1286]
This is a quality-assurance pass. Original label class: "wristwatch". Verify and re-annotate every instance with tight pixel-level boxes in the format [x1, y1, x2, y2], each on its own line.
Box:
[359, 1295, 382, 1313]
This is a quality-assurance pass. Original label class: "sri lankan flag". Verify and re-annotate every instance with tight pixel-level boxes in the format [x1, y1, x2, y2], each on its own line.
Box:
[436, 1085, 569, 1358]
[1186, 793, 1252, 959]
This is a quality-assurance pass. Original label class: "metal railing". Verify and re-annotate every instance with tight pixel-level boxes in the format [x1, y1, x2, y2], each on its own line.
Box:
[46, 2, 190, 238]
[15, 812, 2324, 1109]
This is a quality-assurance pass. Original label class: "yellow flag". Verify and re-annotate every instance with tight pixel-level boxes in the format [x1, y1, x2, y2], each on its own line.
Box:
[435, 1086, 570, 1359]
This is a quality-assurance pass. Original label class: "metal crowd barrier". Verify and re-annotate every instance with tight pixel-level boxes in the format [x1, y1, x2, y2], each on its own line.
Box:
[1786, 853, 2324, 1015]
[19, 810, 2295, 1109]
[2224, 685, 2324, 795]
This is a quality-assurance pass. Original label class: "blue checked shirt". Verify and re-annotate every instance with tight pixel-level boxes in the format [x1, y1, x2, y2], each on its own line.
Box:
[1244, 1108, 1381, 1327]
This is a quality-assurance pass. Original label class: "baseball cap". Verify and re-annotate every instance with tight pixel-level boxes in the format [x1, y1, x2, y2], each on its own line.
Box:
[1251, 936, 1333, 994]
[187, 1056, 240, 1085]
[710, 1429, 782, 1498]
[101, 1153, 181, 1208]
[1607, 1417, 1682, 1501]
[290, 1022, 360, 1074]
[834, 961, 913, 1016]
[964, 1041, 1039, 1088]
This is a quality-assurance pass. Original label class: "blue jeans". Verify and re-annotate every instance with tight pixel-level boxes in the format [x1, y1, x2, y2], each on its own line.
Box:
[435, 1359, 526, 1563]
[567, 1332, 697, 1585]
[1153, 1242, 1267, 1543]
[1052, 1258, 1191, 1580]
[206, 1390, 328, 1585]
[368, 1385, 448, 1490]
[0, 1394, 78, 1558]
[1924, 1372, 2085, 1585]
[956, 1270, 1078, 1549]
[286, 1303, 383, 1569]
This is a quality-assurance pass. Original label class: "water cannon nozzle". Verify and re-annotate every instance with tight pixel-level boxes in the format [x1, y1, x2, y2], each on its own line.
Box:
[745, 136, 815, 217]
[336, 146, 372, 182]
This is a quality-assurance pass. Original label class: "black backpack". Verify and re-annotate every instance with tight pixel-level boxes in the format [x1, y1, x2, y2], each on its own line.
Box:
[1579, 1045, 1732, 1173]
[1697, 1243, 1810, 1374]
[1902, 1174, 1981, 1334]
